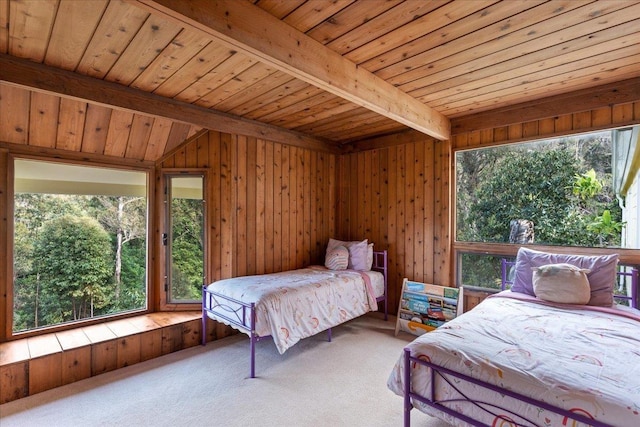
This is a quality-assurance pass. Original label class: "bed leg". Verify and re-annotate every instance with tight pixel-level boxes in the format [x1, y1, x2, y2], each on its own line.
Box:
[250, 335, 256, 378]
[327, 328, 332, 342]
[403, 348, 412, 427]
[201, 286, 207, 346]
[249, 302, 257, 378]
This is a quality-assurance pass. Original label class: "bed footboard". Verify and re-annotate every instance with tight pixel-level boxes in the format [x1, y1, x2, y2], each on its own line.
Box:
[403, 348, 614, 427]
[202, 287, 332, 378]
[372, 250, 389, 320]
[201, 287, 271, 378]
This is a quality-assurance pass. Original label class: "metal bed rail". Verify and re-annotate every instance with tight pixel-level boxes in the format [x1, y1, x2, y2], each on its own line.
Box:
[403, 348, 614, 427]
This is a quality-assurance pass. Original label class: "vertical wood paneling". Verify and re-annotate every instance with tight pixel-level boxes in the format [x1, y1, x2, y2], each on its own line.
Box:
[433, 141, 451, 286]
[159, 130, 337, 290]
[0, 0, 8, 54]
[336, 155, 349, 238]
[56, 98, 87, 152]
[209, 132, 222, 281]
[273, 143, 282, 272]
[104, 110, 133, 157]
[303, 150, 311, 266]
[0, 149, 7, 341]
[44, 0, 109, 70]
[452, 101, 640, 150]
[124, 115, 154, 159]
[255, 139, 266, 274]
[265, 142, 274, 273]
[173, 146, 186, 168]
[246, 137, 257, 275]
[288, 147, 298, 270]
[370, 150, 380, 248]
[309, 153, 317, 262]
[337, 137, 440, 315]
[424, 141, 435, 284]
[386, 146, 397, 305]
[296, 148, 305, 267]
[236, 135, 247, 277]
[81, 104, 111, 155]
[0, 85, 30, 144]
[8, 0, 57, 62]
[281, 145, 290, 270]
[0, 362, 28, 403]
[196, 133, 208, 168]
[395, 144, 406, 300]
[404, 143, 415, 282]
[414, 142, 425, 283]
[220, 133, 233, 278]
[145, 118, 173, 161]
[29, 92, 59, 148]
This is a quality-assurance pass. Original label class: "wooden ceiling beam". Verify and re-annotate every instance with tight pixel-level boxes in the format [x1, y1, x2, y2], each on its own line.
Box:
[132, 0, 451, 141]
[451, 77, 640, 134]
[0, 54, 339, 154]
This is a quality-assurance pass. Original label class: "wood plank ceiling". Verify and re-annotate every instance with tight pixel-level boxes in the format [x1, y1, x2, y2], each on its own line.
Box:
[1, 0, 639, 162]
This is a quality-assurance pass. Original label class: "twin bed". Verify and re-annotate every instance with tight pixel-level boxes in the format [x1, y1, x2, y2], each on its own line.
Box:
[388, 247, 640, 427]
[201, 241, 639, 426]
[202, 239, 387, 378]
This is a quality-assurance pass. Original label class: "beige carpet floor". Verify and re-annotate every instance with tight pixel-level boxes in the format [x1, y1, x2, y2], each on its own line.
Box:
[0, 313, 452, 427]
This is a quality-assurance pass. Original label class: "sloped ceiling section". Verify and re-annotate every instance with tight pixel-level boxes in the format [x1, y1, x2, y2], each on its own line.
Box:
[1, 0, 640, 162]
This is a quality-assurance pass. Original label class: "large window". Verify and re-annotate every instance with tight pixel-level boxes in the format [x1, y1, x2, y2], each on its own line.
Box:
[455, 128, 639, 291]
[164, 174, 205, 303]
[13, 159, 148, 333]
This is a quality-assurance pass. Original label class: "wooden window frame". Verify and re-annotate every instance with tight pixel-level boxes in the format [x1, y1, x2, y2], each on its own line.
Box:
[3, 154, 154, 341]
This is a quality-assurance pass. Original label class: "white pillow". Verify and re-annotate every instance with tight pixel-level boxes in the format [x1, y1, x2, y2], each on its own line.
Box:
[325, 245, 349, 270]
[532, 263, 591, 304]
[326, 238, 370, 271]
[347, 239, 369, 271]
[367, 243, 374, 270]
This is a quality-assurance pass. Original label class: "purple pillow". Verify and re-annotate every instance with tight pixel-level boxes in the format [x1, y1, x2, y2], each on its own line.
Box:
[511, 247, 618, 306]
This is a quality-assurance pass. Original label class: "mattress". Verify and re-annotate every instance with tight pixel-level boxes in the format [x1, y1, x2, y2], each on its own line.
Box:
[387, 293, 640, 426]
[206, 266, 383, 354]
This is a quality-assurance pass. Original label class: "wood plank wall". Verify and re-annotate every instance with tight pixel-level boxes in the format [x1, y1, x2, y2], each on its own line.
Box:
[337, 135, 450, 316]
[0, 149, 7, 341]
[159, 130, 337, 284]
[452, 100, 640, 149]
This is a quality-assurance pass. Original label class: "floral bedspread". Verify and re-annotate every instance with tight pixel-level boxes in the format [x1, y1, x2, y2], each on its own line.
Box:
[387, 293, 640, 426]
[206, 266, 381, 354]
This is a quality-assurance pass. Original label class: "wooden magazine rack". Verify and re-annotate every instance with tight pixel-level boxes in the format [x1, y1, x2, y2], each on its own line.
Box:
[394, 279, 462, 337]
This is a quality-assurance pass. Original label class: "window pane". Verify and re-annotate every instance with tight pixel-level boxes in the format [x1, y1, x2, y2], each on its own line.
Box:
[456, 130, 637, 249]
[167, 176, 204, 302]
[13, 160, 148, 332]
[458, 253, 509, 290]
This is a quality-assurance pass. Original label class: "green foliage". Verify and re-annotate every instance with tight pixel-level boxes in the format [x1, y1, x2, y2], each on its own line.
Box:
[34, 215, 114, 322]
[13, 193, 147, 331]
[459, 134, 622, 248]
[572, 169, 602, 200]
[587, 210, 625, 246]
[466, 149, 584, 244]
[170, 198, 204, 301]
[456, 132, 624, 287]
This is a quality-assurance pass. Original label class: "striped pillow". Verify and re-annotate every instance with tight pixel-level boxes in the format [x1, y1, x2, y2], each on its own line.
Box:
[325, 245, 349, 270]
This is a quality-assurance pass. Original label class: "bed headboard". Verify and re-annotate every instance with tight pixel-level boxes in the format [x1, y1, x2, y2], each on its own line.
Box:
[372, 250, 388, 317]
[501, 258, 639, 309]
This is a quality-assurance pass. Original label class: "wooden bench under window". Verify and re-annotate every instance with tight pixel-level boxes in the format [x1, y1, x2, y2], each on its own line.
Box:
[0, 312, 213, 404]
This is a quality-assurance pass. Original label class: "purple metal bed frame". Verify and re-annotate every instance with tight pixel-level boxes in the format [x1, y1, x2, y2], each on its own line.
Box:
[402, 262, 639, 427]
[201, 249, 388, 378]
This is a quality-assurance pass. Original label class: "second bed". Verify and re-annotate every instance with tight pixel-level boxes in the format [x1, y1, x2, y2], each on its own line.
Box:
[202, 248, 388, 377]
